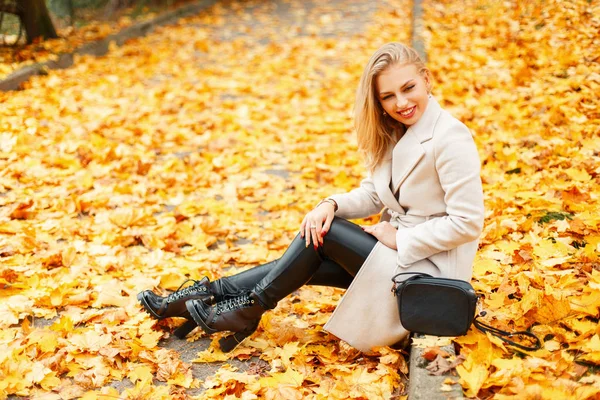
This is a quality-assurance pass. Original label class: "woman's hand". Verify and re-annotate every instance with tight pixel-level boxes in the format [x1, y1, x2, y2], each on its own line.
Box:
[361, 222, 398, 250]
[300, 202, 335, 249]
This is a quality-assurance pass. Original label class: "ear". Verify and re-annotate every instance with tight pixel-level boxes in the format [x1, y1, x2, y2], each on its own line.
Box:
[423, 69, 433, 94]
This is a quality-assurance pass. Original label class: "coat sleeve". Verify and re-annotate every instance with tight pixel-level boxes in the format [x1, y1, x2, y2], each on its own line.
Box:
[328, 175, 385, 220]
[395, 120, 484, 267]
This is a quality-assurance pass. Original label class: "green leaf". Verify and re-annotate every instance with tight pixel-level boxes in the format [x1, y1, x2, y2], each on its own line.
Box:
[537, 211, 573, 224]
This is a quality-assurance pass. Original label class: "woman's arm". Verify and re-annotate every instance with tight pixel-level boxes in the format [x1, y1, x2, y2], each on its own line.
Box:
[328, 175, 385, 220]
[301, 175, 383, 248]
[395, 120, 484, 266]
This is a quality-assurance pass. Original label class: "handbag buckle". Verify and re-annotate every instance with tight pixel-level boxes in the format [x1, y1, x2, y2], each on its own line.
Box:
[476, 294, 487, 317]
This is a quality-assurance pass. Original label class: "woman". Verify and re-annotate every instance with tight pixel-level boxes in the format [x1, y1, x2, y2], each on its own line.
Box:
[137, 43, 484, 353]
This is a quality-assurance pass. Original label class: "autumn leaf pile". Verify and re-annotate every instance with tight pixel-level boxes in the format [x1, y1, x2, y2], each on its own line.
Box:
[424, 0, 600, 398]
[0, 0, 415, 398]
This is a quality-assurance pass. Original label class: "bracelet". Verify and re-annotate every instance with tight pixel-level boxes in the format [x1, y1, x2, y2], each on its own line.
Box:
[317, 198, 338, 212]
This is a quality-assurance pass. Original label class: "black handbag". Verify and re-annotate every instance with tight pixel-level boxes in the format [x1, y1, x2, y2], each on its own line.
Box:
[391, 272, 541, 351]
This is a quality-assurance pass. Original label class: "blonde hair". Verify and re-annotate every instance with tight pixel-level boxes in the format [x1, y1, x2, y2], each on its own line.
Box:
[354, 43, 430, 173]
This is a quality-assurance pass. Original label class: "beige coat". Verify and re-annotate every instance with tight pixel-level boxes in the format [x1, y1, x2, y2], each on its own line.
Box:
[323, 97, 485, 352]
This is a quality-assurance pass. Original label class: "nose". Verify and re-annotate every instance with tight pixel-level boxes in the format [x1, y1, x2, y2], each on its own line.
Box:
[395, 95, 408, 109]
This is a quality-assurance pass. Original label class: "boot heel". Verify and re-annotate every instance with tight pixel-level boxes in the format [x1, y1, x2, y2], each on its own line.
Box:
[174, 320, 196, 339]
[219, 331, 252, 352]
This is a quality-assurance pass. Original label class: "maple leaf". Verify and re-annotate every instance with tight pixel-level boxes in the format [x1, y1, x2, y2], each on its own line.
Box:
[128, 364, 154, 385]
[425, 354, 466, 376]
[255, 367, 305, 388]
[421, 346, 451, 362]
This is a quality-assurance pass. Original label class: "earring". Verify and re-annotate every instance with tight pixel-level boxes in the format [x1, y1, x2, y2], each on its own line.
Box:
[382, 111, 387, 116]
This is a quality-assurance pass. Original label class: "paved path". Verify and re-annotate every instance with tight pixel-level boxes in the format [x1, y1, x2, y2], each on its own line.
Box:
[136, 0, 378, 395]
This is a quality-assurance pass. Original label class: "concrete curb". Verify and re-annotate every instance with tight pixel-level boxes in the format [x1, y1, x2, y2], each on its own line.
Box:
[408, 335, 464, 399]
[0, 0, 217, 92]
[411, 0, 427, 62]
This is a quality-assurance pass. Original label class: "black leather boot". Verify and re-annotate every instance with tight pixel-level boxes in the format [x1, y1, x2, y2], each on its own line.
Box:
[187, 292, 270, 352]
[137, 277, 216, 338]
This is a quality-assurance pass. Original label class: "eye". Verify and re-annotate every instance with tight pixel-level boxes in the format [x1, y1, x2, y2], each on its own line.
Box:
[382, 95, 393, 100]
[404, 85, 415, 92]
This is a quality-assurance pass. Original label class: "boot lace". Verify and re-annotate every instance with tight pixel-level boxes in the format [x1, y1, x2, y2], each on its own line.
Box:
[167, 279, 208, 303]
[217, 294, 254, 313]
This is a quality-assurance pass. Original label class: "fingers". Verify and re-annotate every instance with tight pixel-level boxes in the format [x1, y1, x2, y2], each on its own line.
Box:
[361, 223, 398, 250]
[315, 223, 323, 246]
[311, 222, 320, 251]
[361, 223, 377, 238]
[303, 220, 319, 249]
[320, 214, 334, 245]
[305, 221, 311, 247]
[301, 208, 334, 249]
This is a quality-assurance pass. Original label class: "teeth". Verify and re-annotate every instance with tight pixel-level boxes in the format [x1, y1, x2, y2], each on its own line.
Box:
[400, 107, 414, 117]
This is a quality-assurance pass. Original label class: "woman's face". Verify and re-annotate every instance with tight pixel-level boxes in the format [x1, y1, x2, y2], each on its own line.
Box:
[376, 63, 431, 127]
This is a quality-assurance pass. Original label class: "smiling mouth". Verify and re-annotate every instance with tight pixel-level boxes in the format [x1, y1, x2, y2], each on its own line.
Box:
[398, 106, 416, 117]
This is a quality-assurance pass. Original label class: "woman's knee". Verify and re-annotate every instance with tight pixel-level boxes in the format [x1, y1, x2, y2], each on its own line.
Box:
[327, 217, 362, 237]
[324, 217, 377, 260]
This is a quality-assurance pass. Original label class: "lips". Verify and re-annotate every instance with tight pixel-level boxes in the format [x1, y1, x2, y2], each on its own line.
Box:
[398, 106, 416, 118]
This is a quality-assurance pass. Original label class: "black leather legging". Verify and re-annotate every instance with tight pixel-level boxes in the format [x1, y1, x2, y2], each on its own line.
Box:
[215, 218, 377, 308]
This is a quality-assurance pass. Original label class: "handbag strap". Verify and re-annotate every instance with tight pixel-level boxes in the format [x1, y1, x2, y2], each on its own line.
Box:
[390, 272, 432, 293]
[391, 272, 433, 280]
[473, 316, 541, 351]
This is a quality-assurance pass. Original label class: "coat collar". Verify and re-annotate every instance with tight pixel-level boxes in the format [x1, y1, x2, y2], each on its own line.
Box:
[372, 96, 442, 212]
[405, 95, 441, 144]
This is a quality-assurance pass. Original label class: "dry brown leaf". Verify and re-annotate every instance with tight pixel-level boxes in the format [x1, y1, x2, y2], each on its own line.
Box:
[425, 354, 466, 376]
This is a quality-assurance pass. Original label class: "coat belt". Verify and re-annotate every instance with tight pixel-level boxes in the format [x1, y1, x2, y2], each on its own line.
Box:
[387, 209, 444, 229]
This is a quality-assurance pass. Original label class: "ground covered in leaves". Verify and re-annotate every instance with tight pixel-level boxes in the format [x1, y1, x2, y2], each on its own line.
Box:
[1, 0, 599, 399]
[424, 0, 600, 398]
[1, 0, 411, 398]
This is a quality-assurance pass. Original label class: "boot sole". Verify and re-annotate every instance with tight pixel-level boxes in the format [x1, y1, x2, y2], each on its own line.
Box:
[137, 292, 198, 339]
[137, 292, 164, 320]
[138, 292, 199, 339]
[186, 300, 219, 335]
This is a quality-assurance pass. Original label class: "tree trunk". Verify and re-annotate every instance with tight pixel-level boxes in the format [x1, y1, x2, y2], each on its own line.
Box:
[67, 0, 74, 25]
[17, 0, 58, 43]
[0, 3, 18, 14]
